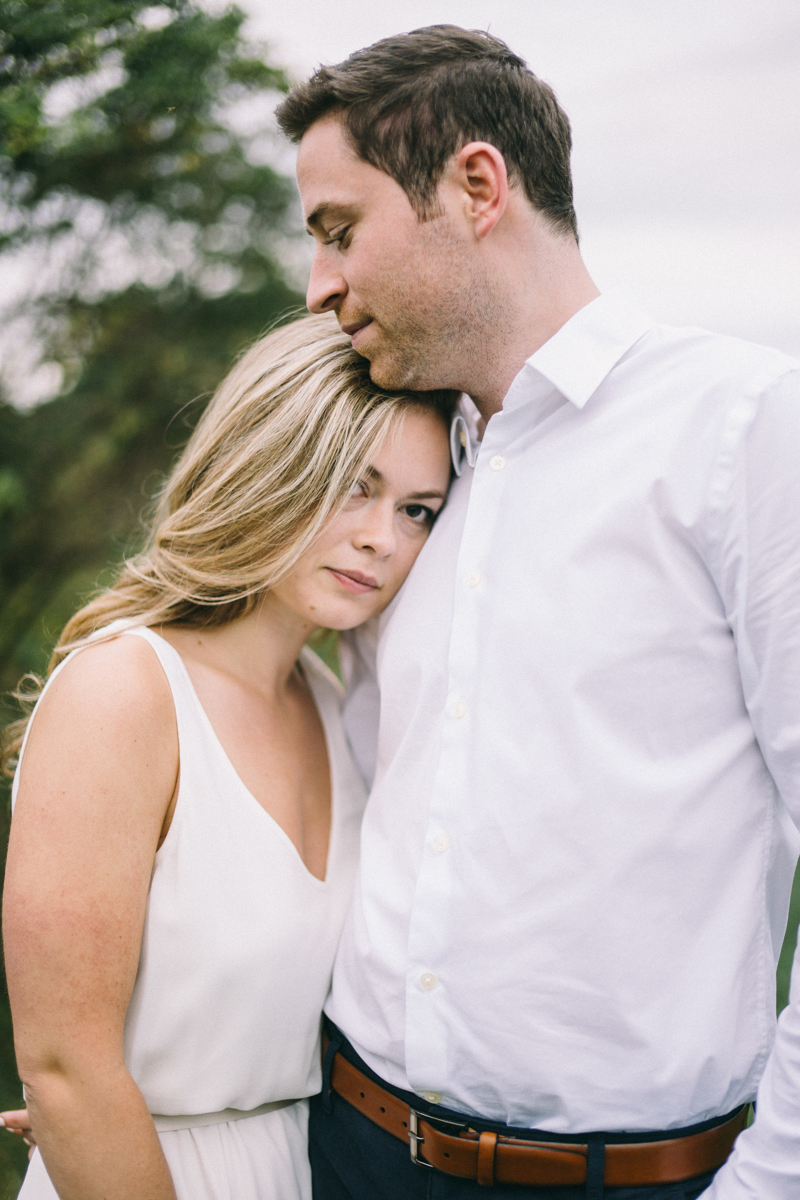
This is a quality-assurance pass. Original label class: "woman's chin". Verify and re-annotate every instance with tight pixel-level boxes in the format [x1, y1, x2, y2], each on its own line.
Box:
[319, 611, 376, 633]
[310, 596, 385, 632]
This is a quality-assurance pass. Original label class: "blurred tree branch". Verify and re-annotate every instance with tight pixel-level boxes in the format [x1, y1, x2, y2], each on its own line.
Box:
[0, 0, 304, 696]
[1, 0, 289, 249]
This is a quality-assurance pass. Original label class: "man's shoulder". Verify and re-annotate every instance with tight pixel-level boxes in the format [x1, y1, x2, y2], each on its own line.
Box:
[636, 322, 799, 390]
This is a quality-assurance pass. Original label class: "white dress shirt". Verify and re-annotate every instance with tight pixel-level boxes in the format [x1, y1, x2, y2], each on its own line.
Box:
[329, 290, 800, 1197]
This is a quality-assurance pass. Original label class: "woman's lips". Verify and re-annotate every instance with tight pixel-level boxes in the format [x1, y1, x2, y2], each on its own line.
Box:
[327, 567, 379, 595]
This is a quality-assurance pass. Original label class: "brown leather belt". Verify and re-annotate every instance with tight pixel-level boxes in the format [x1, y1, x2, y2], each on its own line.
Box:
[327, 1045, 748, 1188]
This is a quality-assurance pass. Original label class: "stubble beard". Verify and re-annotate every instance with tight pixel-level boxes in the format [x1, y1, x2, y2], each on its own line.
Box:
[360, 320, 453, 392]
[359, 228, 501, 395]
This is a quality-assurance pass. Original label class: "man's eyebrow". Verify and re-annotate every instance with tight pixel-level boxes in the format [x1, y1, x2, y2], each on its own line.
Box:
[305, 202, 350, 234]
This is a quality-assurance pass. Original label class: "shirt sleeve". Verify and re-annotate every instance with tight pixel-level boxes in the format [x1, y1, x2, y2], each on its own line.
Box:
[702, 366, 800, 1199]
[339, 618, 381, 791]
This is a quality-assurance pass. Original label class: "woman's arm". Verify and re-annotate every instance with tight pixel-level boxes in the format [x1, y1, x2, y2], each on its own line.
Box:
[3, 635, 179, 1200]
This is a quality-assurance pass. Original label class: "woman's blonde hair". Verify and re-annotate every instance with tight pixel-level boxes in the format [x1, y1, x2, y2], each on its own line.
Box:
[2, 311, 456, 775]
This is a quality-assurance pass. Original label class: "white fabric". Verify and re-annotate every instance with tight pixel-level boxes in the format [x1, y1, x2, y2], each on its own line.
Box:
[330, 290, 800, 1197]
[151, 1099, 296, 1132]
[15, 626, 366, 1200]
[21, 1103, 310, 1200]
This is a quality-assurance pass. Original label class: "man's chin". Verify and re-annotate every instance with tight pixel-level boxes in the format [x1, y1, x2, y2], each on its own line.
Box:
[365, 351, 426, 393]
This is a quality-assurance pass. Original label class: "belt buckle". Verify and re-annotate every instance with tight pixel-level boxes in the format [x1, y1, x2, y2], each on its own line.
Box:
[408, 1107, 470, 1169]
[408, 1109, 433, 1169]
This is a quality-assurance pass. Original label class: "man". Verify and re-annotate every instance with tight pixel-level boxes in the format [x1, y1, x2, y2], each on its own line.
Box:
[276, 25, 800, 1200]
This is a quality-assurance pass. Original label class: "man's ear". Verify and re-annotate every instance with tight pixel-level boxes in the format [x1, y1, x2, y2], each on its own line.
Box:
[454, 142, 509, 240]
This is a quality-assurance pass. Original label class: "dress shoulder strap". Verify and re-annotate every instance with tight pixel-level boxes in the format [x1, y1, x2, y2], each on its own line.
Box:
[119, 627, 214, 762]
[121, 626, 194, 699]
[12, 625, 196, 809]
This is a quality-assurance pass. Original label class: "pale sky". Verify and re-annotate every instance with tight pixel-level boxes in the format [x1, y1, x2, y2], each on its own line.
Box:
[238, 0, 800, 357]
[3, 1, 798, 407]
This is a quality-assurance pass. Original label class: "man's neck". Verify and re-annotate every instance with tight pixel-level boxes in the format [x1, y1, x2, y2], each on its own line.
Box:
[467, 235, 600, 423]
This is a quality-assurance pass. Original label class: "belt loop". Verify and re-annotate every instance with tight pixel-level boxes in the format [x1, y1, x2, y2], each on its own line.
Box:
[585, 1135, 605, 1200]
[477, 1130, 498, 1187]
[320, 1021, 343, 1115]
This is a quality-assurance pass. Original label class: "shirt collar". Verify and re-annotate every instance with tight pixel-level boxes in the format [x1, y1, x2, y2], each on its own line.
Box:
[503, 288, 657, 414]
[450, 395, 481, 475]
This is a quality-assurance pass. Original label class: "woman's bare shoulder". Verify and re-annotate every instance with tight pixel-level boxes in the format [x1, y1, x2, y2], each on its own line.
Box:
[10, 633, 179, 860]
[24, 633, 176, 766]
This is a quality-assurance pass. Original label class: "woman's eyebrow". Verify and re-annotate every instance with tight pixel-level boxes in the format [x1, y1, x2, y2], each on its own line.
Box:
[364, 467, 446, 501]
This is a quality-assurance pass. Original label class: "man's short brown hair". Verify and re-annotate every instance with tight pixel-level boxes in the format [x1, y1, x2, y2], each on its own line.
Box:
[276, 25, 578, 240]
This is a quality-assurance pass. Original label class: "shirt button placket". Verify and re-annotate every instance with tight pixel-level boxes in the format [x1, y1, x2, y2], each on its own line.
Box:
[406, 438, 505, 1097]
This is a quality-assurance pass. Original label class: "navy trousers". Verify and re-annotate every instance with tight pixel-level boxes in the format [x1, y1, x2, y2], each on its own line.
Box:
[309, 1027, 719, 1200]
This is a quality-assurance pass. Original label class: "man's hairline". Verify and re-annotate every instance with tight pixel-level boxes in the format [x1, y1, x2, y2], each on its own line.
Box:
[299, 111, 555, 231]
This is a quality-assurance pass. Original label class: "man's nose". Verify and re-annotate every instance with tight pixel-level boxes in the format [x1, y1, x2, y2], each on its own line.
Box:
[306, 247, 347, 314]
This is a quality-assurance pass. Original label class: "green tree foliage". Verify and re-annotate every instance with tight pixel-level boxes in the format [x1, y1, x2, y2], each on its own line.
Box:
[0, 0, 303, 1187]
[0, 0, 304, 694]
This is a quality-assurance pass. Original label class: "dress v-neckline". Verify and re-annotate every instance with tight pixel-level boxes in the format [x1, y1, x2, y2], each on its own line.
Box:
[146, 629, 335, 886]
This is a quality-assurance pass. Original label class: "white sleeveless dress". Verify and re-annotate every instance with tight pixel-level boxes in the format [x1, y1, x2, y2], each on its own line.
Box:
[14, 626, 367, 1200]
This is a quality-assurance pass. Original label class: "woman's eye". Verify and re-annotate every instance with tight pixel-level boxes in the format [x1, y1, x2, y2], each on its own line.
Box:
[403, 504, 436, 525]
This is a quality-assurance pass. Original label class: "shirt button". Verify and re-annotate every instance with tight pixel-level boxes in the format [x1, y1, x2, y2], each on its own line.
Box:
[453, 701, 467, 719]
[489, 454, 506, 471]
[433, 834, 450, 853]
[466, 570, 482, 587]
[420, 972, 437, 991]
[423, 1092, 441, 1104]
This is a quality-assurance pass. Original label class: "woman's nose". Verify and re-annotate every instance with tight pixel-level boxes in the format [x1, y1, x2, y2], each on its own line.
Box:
[355, 504, 396, 557]
[306, 247, 347, 314]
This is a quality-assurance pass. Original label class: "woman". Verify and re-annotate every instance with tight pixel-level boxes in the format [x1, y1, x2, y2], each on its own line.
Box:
[0, 311, 454, 1200]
